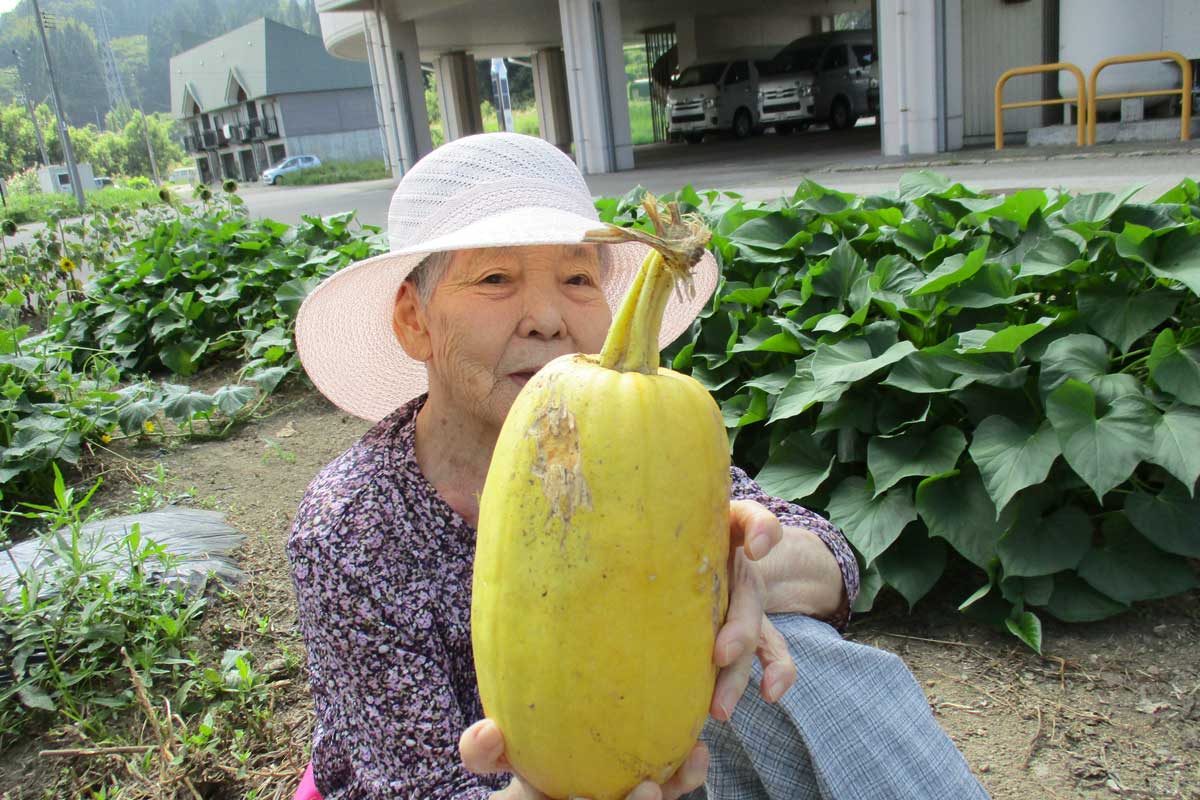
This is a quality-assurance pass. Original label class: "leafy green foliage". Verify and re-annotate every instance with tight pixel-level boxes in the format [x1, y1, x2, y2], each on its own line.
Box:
[0, 191, 383, 509]
[0, 468, 208, 740]
[599, 174, 1200, 647]
[275, 160, 390, 186]
[49, 204, 384, 386]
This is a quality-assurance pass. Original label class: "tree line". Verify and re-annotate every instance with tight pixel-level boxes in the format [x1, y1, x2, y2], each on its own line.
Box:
[0, 0, 321, 126]
[1, 99, 185, 183]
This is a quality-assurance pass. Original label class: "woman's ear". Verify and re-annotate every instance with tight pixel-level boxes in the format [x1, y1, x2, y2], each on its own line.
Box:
[393, 281, 432, 362]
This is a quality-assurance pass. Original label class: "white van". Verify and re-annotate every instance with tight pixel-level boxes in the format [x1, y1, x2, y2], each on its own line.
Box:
[757, 30, 879, 134]
[667, 53, 774, 143]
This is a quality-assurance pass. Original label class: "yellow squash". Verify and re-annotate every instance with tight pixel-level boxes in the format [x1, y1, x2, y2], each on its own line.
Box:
[472, 198, 730, 800]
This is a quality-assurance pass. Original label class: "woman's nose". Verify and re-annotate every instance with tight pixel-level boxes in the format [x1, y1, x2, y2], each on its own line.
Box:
[515, 283, 567, 340]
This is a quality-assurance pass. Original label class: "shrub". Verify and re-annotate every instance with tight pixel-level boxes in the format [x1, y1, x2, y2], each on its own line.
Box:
[599, 174, 1200, 650]
[275, 160, 390, 186]
[0, 187, 163, 226]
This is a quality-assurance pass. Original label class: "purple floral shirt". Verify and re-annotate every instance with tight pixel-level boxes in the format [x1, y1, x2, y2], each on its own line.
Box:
[288, 395, 859, 800]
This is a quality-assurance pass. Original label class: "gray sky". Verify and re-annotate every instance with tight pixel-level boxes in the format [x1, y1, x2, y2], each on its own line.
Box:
[0, 0, 20, 13]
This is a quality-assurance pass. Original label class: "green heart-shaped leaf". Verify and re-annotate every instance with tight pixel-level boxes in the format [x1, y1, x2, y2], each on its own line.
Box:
[1148, 405, 1200, 493]
[915, 465, 1004, 570]
[997, 504, 1092, 577]
[1045, 379, 1155, 501]
[876, 528, 946, 611]
[867, 425, 966, 496]
[755, 431, 835, 503]
[1078, 286, 1178, 354]
[826, 477, 916, 566]
[1124, 480, 1200, 557]
[969, 416, 1061, 515]
[1148, 329, 1200, 404]
[1077, 516, 1198, 603]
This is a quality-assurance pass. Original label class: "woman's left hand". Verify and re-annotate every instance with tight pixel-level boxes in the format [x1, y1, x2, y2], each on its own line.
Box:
[708, 500, 797, 722]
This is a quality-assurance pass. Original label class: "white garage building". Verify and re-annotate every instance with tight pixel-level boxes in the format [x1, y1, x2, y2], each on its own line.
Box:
[315, 0, 1200, 177]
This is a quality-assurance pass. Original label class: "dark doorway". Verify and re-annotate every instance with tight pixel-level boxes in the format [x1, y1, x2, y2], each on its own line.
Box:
[268, 143, 286, 166]
[197, 157, 212, 184]
[239, 149, 257, 181]
[220, 152, 238, 180]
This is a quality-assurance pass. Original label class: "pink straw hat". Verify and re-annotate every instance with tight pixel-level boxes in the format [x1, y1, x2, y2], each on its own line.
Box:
[294, 132, 719, 422]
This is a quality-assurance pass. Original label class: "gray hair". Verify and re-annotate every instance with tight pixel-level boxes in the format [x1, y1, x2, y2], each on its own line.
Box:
[406, 250, 455, 306]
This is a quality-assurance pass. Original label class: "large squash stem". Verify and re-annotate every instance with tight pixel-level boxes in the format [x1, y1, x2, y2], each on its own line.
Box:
[598, 249, 674, 373]
[585, 194, 712, 375]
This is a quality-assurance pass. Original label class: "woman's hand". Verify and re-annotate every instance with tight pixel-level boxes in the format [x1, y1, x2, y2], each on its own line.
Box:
[709, 500, 798, 722]
[460, 718, 708, 800]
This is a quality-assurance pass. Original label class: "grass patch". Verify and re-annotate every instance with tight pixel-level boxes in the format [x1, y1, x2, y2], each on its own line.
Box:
[628, 98, 655, 146]
[275, 160, 390, 186]
[481, 103, 540, 137]
[0, 465, 312, 798]
[477, 100, 656, 145]
[0, 188, 163, 226]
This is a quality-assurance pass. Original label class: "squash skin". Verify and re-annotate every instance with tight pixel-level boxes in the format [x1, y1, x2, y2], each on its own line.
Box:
[472, 352, 731, 800]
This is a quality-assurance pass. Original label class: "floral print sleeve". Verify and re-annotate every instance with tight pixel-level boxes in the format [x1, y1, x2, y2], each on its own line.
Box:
[288, 398, 505, 800]
[729, 465, 860, 631]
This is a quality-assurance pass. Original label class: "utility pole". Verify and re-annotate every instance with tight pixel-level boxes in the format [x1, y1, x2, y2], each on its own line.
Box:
[19, 94, 51, 167]
[32, 0, 85, 212]
[135, 99, 161, 185]
[11, 49, 50, 168]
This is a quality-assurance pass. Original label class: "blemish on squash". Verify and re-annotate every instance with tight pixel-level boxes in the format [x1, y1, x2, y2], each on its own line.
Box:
[528, 395, 592, 526]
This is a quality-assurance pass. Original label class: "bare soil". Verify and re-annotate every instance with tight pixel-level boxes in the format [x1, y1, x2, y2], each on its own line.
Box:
[4, 379, 1198, 799]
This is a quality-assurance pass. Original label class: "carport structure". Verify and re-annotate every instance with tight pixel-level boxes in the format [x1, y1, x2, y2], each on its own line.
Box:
[315, 0, 1017, 177]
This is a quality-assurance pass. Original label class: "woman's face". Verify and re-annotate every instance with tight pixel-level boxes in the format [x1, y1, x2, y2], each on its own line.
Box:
[397, 244, 612, 431]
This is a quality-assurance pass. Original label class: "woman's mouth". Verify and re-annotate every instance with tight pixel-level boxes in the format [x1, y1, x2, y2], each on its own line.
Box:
[509, 371, 537, 387]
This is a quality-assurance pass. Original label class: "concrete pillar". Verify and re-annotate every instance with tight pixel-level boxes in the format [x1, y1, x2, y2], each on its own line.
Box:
[436, 51, 485, 141]
[675, 16, 698, 68]
[558, 0, 634, 174]
[877, 0, 963, 155]
[532, 47, 573, 152]
[364, 8, 432, 176]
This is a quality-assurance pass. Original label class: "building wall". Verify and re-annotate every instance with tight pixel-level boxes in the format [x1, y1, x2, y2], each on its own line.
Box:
[282, 128, 385, 162]
[277, 87, 379, 137]
[962, 0, 1047, 142]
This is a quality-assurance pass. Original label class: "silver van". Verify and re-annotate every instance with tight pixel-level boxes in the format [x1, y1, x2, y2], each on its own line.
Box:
[667, 54, 773, 143]
[757, 30, 879, 134]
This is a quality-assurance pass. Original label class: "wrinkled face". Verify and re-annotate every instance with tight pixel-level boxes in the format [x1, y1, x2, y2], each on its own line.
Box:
[397, 244, 612, 431]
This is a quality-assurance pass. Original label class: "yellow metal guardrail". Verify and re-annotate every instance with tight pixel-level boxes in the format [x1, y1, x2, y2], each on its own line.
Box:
[1087, 51, 1192, 145]
[995, 62, 1087, 150]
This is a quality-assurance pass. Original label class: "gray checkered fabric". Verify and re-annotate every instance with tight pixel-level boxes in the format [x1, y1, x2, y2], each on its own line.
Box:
[683, 614, 991, 800]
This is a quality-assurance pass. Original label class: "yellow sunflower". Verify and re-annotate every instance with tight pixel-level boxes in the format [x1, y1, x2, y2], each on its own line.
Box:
[59, 256, 76, 273]
[142, 420, 156, 434]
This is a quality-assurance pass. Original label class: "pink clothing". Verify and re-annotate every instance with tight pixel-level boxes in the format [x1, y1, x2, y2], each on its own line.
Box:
[295, 763, 321, 800]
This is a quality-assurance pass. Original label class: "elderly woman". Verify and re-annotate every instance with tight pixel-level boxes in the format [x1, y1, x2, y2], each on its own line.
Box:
[288, 133, 989, 800]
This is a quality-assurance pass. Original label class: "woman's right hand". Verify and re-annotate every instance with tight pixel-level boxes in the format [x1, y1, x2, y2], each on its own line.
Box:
[460, 718, 708, 800]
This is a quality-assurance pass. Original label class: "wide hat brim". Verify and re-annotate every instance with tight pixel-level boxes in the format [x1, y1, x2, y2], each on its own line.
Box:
[295, 205, 719, 422]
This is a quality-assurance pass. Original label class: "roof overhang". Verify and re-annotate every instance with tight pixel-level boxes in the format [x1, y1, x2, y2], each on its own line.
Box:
[180, 83, 203, 116]
[224, 68, 251, 105]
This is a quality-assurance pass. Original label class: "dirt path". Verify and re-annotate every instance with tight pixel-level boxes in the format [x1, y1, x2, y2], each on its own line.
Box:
[92, 383, 1200, 799]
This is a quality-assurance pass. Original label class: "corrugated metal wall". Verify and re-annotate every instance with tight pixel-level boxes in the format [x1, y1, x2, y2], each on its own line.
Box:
[962, 0, 1048, 140]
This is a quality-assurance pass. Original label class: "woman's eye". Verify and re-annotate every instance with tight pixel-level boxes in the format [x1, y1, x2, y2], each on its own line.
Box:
[566, 273, 593, 286]
[480, 273, 508, 285]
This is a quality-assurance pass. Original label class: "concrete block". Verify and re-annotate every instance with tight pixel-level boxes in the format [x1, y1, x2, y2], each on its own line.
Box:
[1027, 117, 1200, 147]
